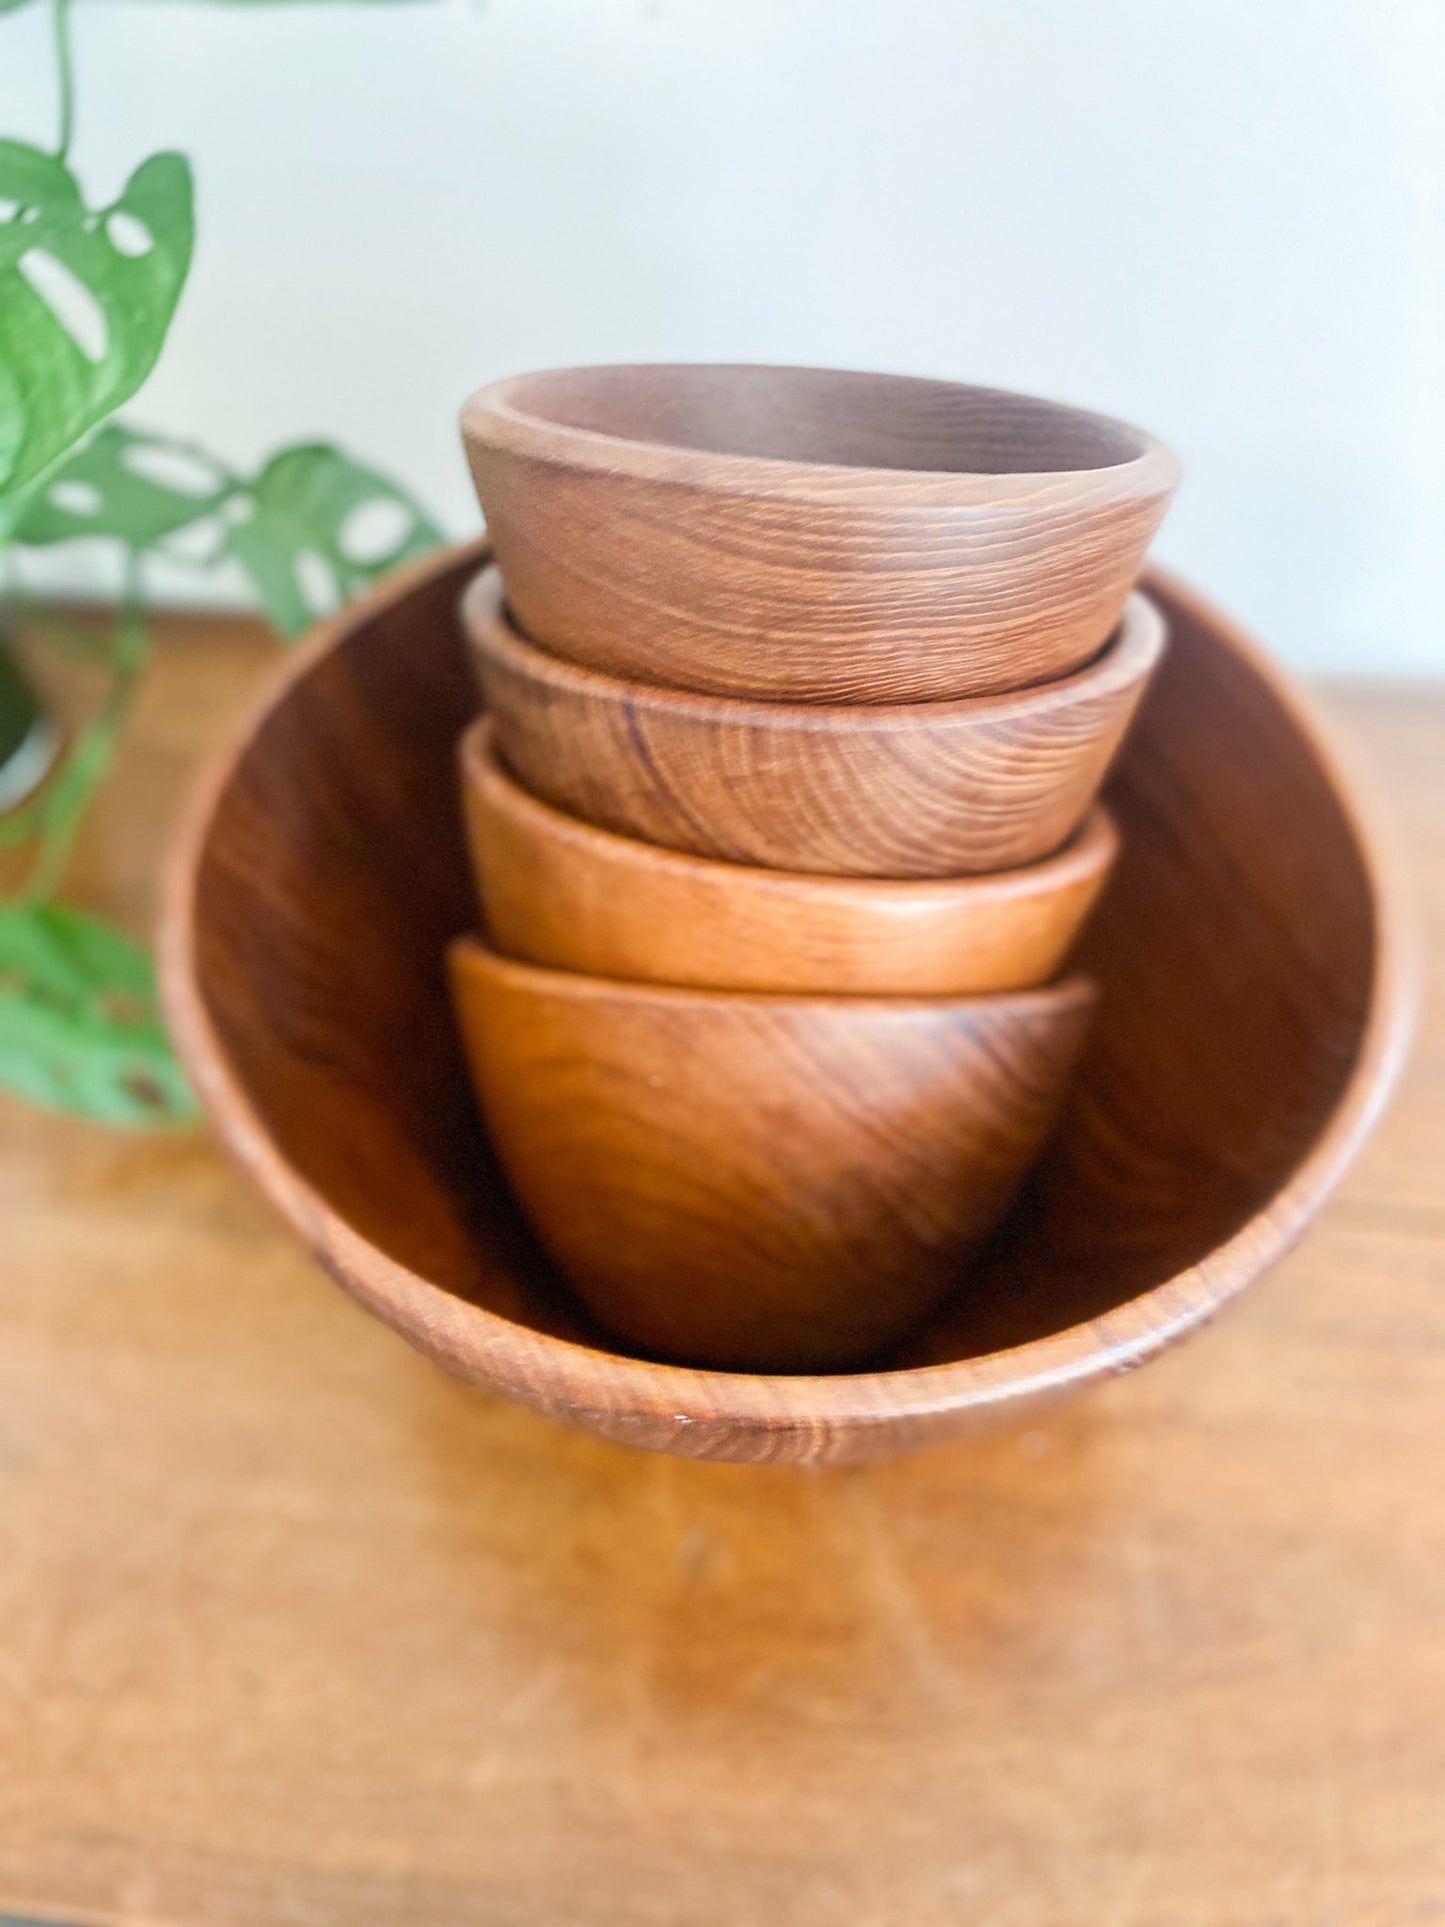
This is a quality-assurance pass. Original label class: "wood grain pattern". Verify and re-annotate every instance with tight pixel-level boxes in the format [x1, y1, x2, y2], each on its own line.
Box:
[461, 364, 1179, 703]
[462, 720, 1119, 995]
[158, 541, 1416, 1466]
[5, 615, 1442, 1927]
[464, 566, 1167, 877]
[448, 940, 1097, 1371]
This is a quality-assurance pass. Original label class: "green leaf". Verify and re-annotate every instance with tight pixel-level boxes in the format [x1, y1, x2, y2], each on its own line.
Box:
[9, 420, 232, 547]
[0, 142, 194, 528]
[224, 441, 443, 636]
[0, 902, 198, 1127]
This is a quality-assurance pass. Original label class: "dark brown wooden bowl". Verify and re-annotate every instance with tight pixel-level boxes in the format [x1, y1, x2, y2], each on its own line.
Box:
[461, 718, 1119, 996]
[463, 565, 1167, 877]
[159, 540, 1417, 1466]
[460, 364, 1179, 703]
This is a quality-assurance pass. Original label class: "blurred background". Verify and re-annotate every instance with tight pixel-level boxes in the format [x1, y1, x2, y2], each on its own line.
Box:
[1, 0, 1442, 673]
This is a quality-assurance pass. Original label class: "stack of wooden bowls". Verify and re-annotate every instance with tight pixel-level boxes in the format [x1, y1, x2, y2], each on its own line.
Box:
[452, 364, 1178, 1373]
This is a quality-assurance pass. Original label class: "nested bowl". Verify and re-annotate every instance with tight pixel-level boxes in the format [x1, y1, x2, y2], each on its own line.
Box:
[460, 364, 1179, 703]
[463, 567, 1167, 878]
[461, 719, 1118, 996]
[449, 940, 1097, 1371]
[159, 539, 1416, 1466]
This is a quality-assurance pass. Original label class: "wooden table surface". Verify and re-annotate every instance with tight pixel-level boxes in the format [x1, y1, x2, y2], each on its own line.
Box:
[0, 614, 1441, 1927]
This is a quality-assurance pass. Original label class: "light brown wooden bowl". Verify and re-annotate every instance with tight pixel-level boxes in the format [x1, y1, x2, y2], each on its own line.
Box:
[448, 941, 1097, 1371]
[461, 719, 1119, 996]
[463, 566, 1167, 878]
[159, 540, 1418, 1466]
[460, 364, 1179, 703]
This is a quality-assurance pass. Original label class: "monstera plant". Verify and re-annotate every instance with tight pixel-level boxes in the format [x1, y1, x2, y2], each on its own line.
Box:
[0, 0, 442, 1125]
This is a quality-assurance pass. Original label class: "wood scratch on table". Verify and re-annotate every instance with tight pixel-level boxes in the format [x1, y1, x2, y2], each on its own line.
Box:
[1312, 1731, 1347, 1927]
[830, 1480, 966, 1715]
[466, 1660, 568, 1789]
[1095, 1835, 1162, 1927]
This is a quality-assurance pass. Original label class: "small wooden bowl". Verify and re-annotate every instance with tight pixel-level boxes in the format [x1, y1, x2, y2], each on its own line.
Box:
[447, 940, 1097, 1371]
[463, 566, 1166, 877]
[159, 540, 1417, 1465]
[460, 364, 1179, 703]
[461, 720, 1119, 996]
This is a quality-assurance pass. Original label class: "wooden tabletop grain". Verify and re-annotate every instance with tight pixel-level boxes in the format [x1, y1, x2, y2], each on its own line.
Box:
[0, 611, 1441, 1927]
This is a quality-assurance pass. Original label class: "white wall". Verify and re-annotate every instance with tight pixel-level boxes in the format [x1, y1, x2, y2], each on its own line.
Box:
[3, 0, 1443, 673]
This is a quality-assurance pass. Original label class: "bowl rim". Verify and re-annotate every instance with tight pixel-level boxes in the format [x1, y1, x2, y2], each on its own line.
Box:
[449, 931, 1101, 1020]
[159, 538, 1421, 1445]
[460, 364, 1181, 507]
[463, 564, 1169, 729]
[463, 714, 1120, 909]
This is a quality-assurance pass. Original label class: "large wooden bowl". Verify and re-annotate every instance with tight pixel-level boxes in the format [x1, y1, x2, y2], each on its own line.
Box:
[159, 540, 1416, 1466]
[448, 940, 1097, 1371]
[463, 566, 1167, 878]
[461, 719, 1118, 995]
[460, 364, 1178, 703]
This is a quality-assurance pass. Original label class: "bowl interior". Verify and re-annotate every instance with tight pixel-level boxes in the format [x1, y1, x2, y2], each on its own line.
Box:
[490, 365, 1147, 476]
[180, 544, 1387, 1380]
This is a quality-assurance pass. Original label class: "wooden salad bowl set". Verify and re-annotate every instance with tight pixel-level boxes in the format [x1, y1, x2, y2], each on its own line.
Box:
[161, 365, 1416, 1463]
[451, 366, 1178, 1371]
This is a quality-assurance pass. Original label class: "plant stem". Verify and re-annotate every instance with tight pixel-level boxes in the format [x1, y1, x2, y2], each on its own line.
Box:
[20, 550, 150, 904]
[1, 594, 116, 668]
[53, 0, 75, 162]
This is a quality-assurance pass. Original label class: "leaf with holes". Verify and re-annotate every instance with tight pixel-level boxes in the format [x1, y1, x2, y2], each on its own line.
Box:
[0, 142, 194, 530]
[0, 902, 198, 1127]
[224, 441, 443, 636]
[10, 420, 233, 548]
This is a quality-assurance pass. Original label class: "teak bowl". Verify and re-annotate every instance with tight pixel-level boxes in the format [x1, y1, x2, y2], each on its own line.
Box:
[461, 720, 1119, 996]
[160, 540, 1417, 1466]
[463, 567, 1167, 877]
[448, 941, 1097, 1371]
[460, 364, 1179, 703]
